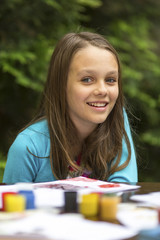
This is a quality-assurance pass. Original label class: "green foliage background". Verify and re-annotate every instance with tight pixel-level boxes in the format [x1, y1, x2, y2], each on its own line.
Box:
[0, 0, 160, 182]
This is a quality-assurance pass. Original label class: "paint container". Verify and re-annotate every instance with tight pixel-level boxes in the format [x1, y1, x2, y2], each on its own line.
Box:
[2, 192, 17, 211]
[64, 191, 78, 213]
[80, 193, 99, 217]
[4, 194, 26, 212]
[99, 194, 121, 221]
[18, 190, 35, 209]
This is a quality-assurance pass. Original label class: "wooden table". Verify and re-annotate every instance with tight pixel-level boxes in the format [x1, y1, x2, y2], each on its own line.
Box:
[0, 182, 160, 240]
[136, 182, 160, 194]
[121, 182, 160, 203]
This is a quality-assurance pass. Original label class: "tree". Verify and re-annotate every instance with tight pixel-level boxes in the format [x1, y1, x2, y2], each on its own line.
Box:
[0, 0, 101, 152]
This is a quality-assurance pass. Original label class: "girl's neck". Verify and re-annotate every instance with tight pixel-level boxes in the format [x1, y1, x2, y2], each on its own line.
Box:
[72, 120, 97, 142]
[73, 143, 82, 159]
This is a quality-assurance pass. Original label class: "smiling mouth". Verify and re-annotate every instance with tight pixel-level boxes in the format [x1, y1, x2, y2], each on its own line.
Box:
[87, 102, 107, 107]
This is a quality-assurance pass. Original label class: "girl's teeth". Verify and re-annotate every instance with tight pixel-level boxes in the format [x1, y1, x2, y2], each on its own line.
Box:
[88, 103, 106, 107]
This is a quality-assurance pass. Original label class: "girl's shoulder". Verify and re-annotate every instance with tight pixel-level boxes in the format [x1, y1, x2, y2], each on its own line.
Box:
[20, 119, 50, 139]
[11, 119, 50, 157]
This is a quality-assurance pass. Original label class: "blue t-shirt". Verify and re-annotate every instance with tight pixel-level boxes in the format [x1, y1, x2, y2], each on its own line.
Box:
[3, 112, 138, 184]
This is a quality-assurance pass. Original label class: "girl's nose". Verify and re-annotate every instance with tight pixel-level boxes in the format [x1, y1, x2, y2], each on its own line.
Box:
[94, 81, 108, 96]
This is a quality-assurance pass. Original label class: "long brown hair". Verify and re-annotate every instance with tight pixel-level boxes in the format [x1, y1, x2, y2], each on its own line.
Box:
[31, 32, 131, 180]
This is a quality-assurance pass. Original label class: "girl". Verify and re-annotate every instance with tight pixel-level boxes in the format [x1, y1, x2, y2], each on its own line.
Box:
[3, 32, 137, 184]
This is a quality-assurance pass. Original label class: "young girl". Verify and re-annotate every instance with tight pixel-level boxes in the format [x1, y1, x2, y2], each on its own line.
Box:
[3, 32, 138, 184]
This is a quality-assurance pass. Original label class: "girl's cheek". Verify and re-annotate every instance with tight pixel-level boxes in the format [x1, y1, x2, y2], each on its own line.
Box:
[110, 89, 119, 100]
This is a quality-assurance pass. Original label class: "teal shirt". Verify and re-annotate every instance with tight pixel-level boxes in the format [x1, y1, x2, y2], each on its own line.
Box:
[3, 112, 138, 184]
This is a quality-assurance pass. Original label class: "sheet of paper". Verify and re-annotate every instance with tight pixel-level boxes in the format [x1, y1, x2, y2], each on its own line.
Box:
[0, 210, 137, 240]
[33, 176, 140, 192]
[130, 192, 160, 207]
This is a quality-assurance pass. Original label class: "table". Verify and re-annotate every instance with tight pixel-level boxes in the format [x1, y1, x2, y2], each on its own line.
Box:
[136, 182, 160, 194]
[0, 182, 160, 240]
[121, 182, 160, 203]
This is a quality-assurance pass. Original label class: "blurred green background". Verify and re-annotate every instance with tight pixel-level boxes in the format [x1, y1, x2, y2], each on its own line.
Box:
[0, 0, 160, 182]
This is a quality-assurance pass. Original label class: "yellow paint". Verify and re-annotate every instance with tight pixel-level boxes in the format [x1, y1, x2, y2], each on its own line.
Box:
[80, 193, 99, 217]
[5, 194, 26, 212]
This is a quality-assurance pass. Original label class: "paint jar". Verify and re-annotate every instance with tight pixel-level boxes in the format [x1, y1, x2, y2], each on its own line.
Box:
[4, 194, 26, 212]
[100, 194, 121, 221]
[18, 190, 35, 209]
[64, 191, 78, 213]
[2, 192, 17, 211]
[80, 193, 99, 217]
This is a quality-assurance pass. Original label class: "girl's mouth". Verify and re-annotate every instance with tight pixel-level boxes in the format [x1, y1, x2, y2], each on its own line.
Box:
[87, 102, 107, 107]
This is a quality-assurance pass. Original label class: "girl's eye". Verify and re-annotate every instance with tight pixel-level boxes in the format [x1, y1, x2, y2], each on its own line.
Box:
[106, 78, 116, 83]
[81, 77, 92, 83]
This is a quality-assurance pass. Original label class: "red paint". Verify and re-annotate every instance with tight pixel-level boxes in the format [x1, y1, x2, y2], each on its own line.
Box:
[99, 183, 120, 188]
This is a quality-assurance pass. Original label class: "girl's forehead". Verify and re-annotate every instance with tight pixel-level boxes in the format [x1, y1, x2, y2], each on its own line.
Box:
[70, 45, 118, 69]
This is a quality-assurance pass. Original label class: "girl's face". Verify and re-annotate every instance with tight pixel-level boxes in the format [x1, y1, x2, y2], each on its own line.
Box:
[66, 45, 119, 139]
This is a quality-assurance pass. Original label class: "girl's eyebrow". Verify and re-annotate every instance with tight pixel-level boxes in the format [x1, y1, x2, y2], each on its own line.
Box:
[77, 70, 118, 77]
[107, 70, 118, 75]
[77, 69, 96, 77]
